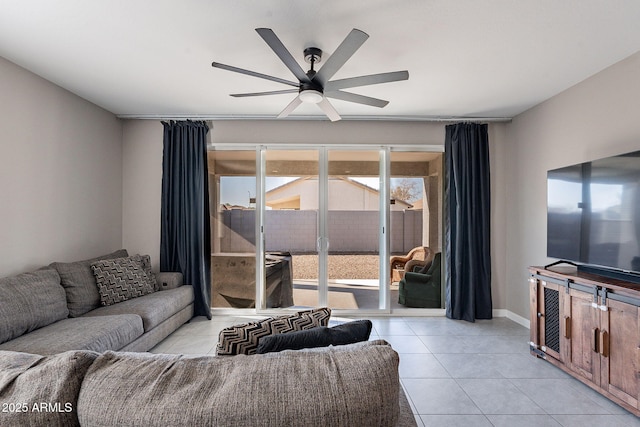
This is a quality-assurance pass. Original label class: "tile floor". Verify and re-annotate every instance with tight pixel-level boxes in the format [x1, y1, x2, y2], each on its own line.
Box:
[150, 315, 640, 427]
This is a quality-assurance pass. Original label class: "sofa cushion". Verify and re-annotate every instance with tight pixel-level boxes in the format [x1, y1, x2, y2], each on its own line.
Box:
[91, 257, 155, 306]
[0, 315, 143, 355]
[256, 319, 372, 354]
[0, 268, 68, 345]
[51, 249, 129, 317]
[216, 307, 331, 356]
[0, 350, 98, 427]
[82, 286, 194, 331]
[77, 340, 400, 427]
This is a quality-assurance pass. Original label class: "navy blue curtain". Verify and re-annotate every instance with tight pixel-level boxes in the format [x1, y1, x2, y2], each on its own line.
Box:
[444, 123, 492, 321]
[160, 120, 212, 319]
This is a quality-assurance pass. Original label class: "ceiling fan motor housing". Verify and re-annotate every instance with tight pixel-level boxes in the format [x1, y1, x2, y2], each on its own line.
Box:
[300, 80, 322, 93]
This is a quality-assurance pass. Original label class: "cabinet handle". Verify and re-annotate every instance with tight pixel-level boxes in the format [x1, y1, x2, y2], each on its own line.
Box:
[592, 328, 599, 353]
[599, 330, 609, 357]
[564, 316, 571, 338]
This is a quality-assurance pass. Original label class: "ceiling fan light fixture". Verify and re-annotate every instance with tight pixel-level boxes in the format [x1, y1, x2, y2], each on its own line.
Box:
[298, 89, 323, 104]
[212, 28, 409, 121]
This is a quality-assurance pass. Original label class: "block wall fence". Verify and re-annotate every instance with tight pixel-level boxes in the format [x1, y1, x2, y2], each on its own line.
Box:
[214, 209, 423, 254]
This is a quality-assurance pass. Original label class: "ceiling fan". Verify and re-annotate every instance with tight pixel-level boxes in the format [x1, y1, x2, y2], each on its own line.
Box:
[211, 28, 409, 121]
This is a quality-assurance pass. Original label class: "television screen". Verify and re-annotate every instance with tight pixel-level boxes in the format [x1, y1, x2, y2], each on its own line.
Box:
[547, 151, 640, 273]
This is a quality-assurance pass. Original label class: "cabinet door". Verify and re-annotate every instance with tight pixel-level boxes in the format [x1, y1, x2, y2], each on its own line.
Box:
[599, 298, 640, 409]
[565, 288, 600, 383]
[536, 280, 564, 362]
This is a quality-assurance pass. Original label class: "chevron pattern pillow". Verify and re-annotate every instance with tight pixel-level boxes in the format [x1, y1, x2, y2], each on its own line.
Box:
[216, 307, 331, 356]
[91, 257, 155, 306]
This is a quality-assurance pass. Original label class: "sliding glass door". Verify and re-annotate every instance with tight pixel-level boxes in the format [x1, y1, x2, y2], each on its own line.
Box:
[256, 147, 388, 311]
[326, 149, 384, 310]
[208, 145, 443, 313]
[262, 149, 320, 309]
[389, 150, 444, 309]
[208, 150, 258, 308]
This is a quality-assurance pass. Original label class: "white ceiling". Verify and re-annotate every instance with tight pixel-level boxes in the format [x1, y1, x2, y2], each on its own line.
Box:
[2, 0, 640, 121]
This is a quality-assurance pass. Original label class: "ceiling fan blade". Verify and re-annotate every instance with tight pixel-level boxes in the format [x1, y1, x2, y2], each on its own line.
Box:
[314, 29, 369, 87]
[325, 71, 409, 91]
[325, 90, 389, 108]
[231, 89, 299, 98]
[277, 96, 303, 118]
[255, 28, 310, 83]
[212, 62, 299, 87]
[318, 98, 342, 122]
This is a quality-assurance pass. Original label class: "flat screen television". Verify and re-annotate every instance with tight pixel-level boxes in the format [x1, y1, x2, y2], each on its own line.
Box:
[547, 150, 640, 279]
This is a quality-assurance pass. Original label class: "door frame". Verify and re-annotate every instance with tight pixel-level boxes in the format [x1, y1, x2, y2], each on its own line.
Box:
[208, 142, 444, 316]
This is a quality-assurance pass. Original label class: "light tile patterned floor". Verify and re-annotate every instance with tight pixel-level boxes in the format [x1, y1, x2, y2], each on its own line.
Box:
[150, 316, 640, 427]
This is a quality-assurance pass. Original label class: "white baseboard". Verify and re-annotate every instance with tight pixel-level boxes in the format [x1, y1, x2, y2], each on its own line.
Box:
[492, 309, 530, 329]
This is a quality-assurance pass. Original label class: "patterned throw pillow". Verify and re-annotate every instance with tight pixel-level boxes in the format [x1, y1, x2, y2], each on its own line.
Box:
[91, 257, 155, 306]
[216, 307, 331, 356]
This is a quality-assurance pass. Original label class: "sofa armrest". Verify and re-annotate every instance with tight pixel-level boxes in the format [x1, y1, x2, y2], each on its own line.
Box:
[403, 271, 433, 284]
[156, 272, 183, 290]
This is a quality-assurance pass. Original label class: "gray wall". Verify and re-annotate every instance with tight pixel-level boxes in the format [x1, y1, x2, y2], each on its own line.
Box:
[0, 57, 123, 277]
[505, 51, 640, 320]
[121, 120, 164, 269]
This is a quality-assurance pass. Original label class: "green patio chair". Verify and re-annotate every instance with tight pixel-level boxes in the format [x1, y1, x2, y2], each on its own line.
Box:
[398, 252, 441, 308]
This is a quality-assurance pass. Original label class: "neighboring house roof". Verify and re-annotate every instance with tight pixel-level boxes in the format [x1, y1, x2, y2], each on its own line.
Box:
[265, 176, 311, 196]
[409, 199, 423, 210]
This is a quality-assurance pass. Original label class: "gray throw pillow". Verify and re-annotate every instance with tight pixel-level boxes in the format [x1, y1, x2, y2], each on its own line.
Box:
[256, 319, 373, 354]
[91, 257, 155, 306]
[51, 249, 129, 317]
[0, 269, 68, 344]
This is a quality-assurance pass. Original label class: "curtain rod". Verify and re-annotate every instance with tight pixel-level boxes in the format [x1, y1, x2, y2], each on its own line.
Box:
[116, 114, 512, 123]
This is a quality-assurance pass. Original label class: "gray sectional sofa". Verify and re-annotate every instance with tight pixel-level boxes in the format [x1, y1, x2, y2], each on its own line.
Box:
[0, 250, 417, 426]
[0, 340, 416, 427]
[0, 249, 194, 355]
